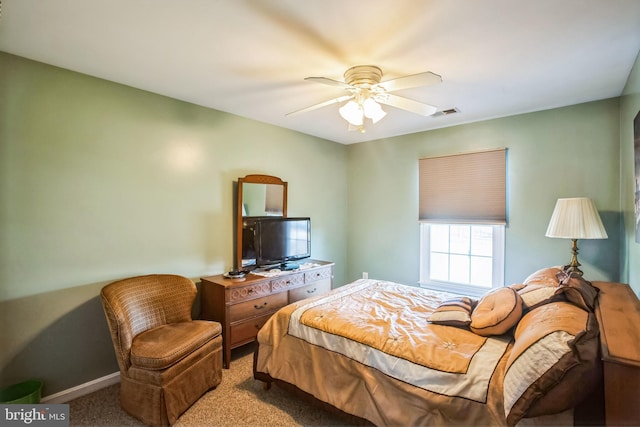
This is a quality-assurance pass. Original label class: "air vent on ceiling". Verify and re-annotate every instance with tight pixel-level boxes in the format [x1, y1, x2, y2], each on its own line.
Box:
[432, 107, 459, 117]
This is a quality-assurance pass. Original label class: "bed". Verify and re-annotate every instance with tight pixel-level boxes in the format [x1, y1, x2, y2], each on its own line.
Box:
[253, 267, 613, 426]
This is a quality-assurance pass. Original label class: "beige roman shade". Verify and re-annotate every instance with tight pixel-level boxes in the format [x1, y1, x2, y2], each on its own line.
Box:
[265, 183, 284, 214]
[419, 148, 507, 224]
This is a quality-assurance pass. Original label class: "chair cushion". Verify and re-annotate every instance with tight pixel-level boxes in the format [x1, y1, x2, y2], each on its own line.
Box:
[131, 320, 222, 370]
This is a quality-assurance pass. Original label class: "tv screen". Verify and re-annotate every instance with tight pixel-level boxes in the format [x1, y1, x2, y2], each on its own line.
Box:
[254, 217, 310, 268]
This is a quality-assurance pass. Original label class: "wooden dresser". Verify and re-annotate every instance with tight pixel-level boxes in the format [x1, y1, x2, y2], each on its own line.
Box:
[593, 281, 640, 426]
[200, 260, 334, 368]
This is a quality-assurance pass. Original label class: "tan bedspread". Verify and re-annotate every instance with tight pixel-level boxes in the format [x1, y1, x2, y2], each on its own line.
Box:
[255, 279, 512, 426]
[297, 280, 486, 373]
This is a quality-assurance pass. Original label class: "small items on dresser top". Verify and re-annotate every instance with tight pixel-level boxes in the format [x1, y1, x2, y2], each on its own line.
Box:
[223, 270, 246, 280]
[252, 262, 321, 277]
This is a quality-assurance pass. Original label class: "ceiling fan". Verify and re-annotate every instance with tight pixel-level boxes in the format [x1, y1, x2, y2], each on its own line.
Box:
[287, 65, 442, 132]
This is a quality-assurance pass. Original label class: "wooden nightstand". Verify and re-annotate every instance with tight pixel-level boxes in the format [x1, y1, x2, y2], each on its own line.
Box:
[593, 281, 640, 426]
[200, 260, 333, 368]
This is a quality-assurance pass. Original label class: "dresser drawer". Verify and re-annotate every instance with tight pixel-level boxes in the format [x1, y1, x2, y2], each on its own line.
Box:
[229, 313, 273, 346]
[200, 262, 334, 369]
[271, 273, 305, 292]
[229, 291, 288, 323]
[229, 280, 271, 302]
[289, 279, 331, 303]
[305, 266, 332, 283]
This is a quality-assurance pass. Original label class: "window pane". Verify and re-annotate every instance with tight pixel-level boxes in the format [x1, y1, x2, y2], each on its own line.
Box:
[449, 254, 470, 284]
[471, 226, 493, 256]
[430, 253, 449, 281]
[430, 224, 449, 252]
[450, 225, 470, 255]
[470, 256, 492, 287]
[419, 223, 505, 292]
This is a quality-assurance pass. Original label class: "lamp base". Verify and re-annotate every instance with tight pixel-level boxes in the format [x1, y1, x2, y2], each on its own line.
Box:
[562, 264, 583, 276]
[563, 238, 583, 276]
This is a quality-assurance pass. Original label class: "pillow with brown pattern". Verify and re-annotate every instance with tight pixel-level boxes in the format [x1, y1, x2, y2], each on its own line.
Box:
[554, 272, 599, 311]
[427, 297, 476, 328]
[503, 301, 600, 426]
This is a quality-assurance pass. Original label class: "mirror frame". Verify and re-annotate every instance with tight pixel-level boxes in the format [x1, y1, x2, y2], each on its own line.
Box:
[236, 174, 288, 270]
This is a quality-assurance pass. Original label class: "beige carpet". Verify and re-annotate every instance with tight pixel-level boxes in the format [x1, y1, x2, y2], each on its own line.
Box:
[69, 344, 355, 426]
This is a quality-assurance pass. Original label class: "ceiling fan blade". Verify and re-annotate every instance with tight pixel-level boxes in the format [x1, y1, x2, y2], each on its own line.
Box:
[376, 71, 442, 92]
[304, 76, 354, 90]
[286, 95, 353, 116]
[375, 93, 437, 116]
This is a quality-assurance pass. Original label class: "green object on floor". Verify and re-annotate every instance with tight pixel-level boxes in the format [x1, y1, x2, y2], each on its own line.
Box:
[0, 380, 42, 404]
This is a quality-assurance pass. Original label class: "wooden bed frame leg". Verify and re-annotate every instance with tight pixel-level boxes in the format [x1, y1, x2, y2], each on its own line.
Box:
[262, 380, 272, 391]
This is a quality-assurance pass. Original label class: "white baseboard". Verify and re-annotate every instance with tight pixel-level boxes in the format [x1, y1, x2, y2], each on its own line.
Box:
[41, 372, 120, 404]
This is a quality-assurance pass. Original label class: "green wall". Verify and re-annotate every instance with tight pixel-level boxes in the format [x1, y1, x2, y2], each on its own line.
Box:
[346, 99, 622, 287]
[620, 50, 640, 294]
[0, 48, 636, 398]
[0, 52, 348, 395]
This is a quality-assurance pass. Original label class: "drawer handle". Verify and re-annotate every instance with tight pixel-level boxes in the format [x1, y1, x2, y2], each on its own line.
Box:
[307, 288, 317, 294]
[254, 302, 268, 310]
[247, 288, 255, 294]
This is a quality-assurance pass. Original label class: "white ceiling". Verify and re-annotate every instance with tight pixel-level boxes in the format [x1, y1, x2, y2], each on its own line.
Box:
[1, 0, 639, 144]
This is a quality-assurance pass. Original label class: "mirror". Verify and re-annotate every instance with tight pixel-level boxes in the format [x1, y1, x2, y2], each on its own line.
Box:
[241, 183, 285, 216]
[236, 174, 287, 270]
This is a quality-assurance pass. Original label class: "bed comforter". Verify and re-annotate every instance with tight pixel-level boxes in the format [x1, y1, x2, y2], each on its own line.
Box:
[254, 279, 513, 426]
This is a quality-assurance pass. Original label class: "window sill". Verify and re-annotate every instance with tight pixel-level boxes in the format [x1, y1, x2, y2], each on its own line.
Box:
[418, 280, 493, 298]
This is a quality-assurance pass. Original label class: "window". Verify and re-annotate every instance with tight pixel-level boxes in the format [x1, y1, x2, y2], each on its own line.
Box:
[419, 223, 504, 296]
[418, 149, 506, 296]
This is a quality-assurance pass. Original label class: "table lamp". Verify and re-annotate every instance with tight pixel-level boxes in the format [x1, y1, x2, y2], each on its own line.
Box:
[545, 197, 607, 276]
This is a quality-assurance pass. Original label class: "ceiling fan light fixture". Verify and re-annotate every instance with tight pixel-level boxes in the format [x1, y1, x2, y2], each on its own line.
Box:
[363, 97, 386, 124]
[339, 100, 363, 126]
[295, 64, 441, 132]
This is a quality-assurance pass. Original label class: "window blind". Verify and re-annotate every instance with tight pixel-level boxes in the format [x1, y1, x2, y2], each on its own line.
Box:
[419, 148, 506, 224]
[265, 184, 284, 214]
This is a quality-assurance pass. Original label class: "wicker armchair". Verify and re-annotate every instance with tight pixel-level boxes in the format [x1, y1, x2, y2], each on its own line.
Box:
[101, 274, 223, 426]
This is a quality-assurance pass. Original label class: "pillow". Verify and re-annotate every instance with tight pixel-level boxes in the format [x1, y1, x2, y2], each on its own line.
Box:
[427, 297, 475, 327]
[470, 287, 523, 336]
[515, 283, 565, 311]
[512, 267, 567, 311]
[523, 267, 564, 287]
[509, 283, 526, 291]
[503, 301, 600, 426]
[554, 273, 599, 312]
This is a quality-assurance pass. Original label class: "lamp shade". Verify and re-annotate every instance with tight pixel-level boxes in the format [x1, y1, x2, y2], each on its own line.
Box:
[338, 100, 363, 126]
[362, 97, 386, 123]
[545, 197, 608, 239]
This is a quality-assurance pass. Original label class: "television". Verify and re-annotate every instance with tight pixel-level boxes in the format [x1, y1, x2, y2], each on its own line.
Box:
[253, 217, 311, 269]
